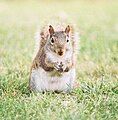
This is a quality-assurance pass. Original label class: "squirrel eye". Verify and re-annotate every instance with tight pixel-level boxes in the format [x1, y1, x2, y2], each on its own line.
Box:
[51, 38, 54, 43]
[67, 39, 69, 42]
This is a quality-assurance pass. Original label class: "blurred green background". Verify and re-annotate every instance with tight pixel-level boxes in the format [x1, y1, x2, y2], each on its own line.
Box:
[0, 0, 118, 120]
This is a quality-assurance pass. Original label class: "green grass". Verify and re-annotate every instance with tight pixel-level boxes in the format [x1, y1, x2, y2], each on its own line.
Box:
[0, 0, 118, 120]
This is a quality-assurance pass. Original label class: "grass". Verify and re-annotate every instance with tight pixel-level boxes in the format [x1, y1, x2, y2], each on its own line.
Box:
[0, 0, 118, 120]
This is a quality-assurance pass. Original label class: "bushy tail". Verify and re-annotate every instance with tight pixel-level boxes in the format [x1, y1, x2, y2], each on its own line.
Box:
[32, 27, 41, 59]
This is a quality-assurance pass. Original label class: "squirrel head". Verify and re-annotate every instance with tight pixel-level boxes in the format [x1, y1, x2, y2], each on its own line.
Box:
[45, 25, 72, 56]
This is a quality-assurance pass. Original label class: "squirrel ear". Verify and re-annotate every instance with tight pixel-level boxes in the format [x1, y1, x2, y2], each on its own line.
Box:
[65, 25, 70, 34]
[49, 25, 54, 35]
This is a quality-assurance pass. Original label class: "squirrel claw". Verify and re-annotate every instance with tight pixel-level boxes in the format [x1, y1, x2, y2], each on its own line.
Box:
[54, 63, 59, 70]
[54, 62, 64, 73]
[57, 68, 64, 73]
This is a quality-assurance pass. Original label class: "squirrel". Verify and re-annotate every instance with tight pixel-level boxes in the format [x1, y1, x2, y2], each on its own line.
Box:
[29, 23, 79, 92]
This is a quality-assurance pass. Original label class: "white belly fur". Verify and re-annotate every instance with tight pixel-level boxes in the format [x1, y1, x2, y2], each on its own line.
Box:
[30, 67, 75, 92]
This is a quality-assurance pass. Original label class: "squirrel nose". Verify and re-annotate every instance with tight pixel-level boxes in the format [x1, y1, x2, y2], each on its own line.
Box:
[58, 50, 63, 56]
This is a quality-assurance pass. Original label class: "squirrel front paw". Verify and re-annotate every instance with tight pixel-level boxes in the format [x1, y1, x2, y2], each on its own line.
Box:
[54, 62, 66, 73]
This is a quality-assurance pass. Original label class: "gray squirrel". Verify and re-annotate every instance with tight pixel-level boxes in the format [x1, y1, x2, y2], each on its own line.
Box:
[29, 24, 79, 92]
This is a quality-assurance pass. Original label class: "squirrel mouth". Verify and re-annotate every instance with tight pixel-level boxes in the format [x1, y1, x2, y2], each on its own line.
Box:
[58, 51, 64, 56]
